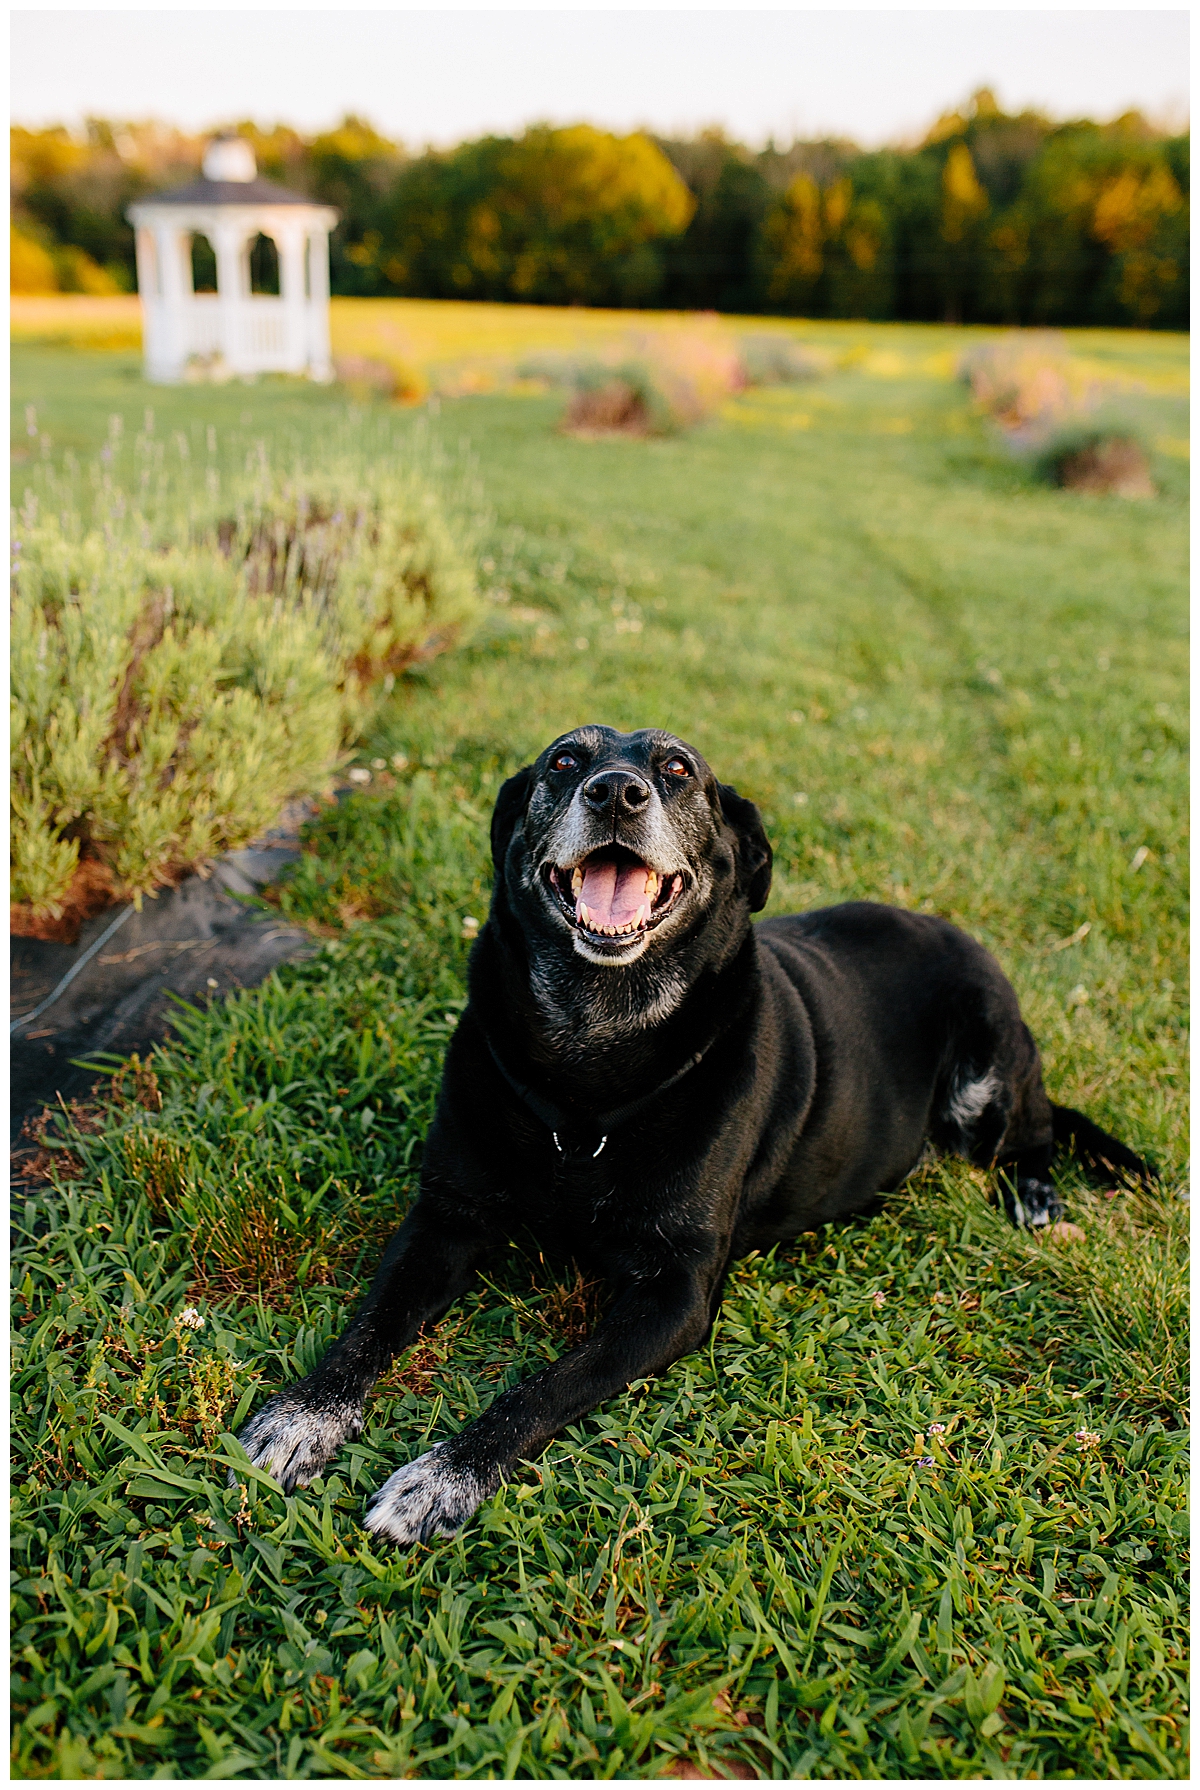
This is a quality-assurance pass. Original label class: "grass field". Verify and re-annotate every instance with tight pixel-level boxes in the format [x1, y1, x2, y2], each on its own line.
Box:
[10, 315, 1189, 1780]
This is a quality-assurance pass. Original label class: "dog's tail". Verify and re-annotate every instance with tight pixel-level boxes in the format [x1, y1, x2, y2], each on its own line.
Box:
[1051, 1103, 1158, 1188]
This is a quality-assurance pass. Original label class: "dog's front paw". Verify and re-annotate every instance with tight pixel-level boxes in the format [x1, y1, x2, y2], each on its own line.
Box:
[1004, 1176, 1065, 1231]
[363, 1445, 488, 1546]
[234, 1391, 361, 1494]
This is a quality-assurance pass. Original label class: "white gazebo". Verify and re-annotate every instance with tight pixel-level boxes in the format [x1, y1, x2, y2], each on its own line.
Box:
[127, 137, 339, 384]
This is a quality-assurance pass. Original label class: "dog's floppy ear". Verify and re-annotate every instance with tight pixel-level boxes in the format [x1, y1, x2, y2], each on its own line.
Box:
[718, 783, 773, 912]
[490, 765, 535, 871]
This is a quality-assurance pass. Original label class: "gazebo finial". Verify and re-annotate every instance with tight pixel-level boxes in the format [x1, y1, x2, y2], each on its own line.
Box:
[202, 136, 258, 184]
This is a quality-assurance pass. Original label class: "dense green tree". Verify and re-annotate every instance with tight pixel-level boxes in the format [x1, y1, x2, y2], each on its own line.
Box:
[10, 100, 1188, 326]
[11, 122, 155, 289]
[375, 125, 693, 306]
[1009, 120, 1189, 327]
[303, 117, 406, 296]
[656, 133, 773, 311]
[760, 153, 912, 321]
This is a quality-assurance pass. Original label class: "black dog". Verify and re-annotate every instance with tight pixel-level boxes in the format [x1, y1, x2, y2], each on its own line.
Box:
[236, 725, 1154, 1543]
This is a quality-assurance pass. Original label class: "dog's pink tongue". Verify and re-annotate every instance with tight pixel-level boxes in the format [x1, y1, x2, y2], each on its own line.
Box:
[578, 859, 647, 929]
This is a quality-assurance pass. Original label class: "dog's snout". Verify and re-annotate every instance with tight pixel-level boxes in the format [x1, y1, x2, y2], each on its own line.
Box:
[583, 772, 651, 816]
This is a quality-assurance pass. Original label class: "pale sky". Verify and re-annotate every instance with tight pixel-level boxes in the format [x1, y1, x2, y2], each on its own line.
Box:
[11, 8, 1189, 150]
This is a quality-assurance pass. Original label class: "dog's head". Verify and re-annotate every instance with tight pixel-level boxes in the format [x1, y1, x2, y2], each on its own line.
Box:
[490, 725, 772, 972]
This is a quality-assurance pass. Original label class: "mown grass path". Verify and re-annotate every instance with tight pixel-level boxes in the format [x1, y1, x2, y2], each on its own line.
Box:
[11, 331, 1188, 1779]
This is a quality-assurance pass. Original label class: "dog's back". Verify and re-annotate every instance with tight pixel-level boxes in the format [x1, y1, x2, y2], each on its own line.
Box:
[753, 901, 1152, 1237]
[743, 905, 991, 1237]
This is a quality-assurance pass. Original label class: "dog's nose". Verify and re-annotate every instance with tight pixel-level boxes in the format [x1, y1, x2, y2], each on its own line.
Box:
[582, 772, 651, 815]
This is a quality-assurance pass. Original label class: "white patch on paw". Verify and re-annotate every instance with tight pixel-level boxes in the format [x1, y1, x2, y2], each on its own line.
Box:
[235, 1396, 361, 1493]
[1012, 1178, 1062, 1230]
[363, 1445, 485, 1545]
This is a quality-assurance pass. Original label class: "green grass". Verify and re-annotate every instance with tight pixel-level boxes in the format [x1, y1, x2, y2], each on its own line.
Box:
[11, 328, 1188, 1779]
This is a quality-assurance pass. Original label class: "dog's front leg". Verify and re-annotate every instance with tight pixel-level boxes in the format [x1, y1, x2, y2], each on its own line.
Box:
[363, 1260, 717, 1545]
[235, 1202, 489, 1493]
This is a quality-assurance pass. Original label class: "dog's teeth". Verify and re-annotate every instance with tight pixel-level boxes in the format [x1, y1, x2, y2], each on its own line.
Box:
[579, 902, 592, 927]
[571, 868, 583, 895]
[645, 871, 659, 897]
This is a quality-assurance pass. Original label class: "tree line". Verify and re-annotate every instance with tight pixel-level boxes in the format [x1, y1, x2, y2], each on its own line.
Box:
[11, 92, 1189, 327]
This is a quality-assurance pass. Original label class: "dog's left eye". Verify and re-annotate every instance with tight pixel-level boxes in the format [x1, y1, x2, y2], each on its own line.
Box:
[663, 757, 690, 778]
[553, 751, 579, 772]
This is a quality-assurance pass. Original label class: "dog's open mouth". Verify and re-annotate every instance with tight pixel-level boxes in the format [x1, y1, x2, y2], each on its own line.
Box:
[546, 847, 685, 944]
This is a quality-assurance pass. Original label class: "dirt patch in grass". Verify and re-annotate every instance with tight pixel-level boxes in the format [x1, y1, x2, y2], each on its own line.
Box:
[562, 378, 652, 437]
[1053, 434, 1155, 497]
[12, 1095, 115, 1186]
[538, 1266, 605, 1346]
[376, 1322, 464, 1397]
[185, 1176, 345, 1304]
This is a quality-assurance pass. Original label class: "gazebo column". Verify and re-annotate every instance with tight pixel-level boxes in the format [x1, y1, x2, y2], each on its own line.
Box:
[153, 222, 191, 379]
[133, 228, 164, 375]
[213, 222, 247, 374]
[277, 222, 309, 374]
[308, 229, 334, 381]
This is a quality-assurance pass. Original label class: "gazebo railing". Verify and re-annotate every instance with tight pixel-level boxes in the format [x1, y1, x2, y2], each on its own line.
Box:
[239, 304, 289, 359]
[142, 294, 316, 375]
[186, 296, 222, 357]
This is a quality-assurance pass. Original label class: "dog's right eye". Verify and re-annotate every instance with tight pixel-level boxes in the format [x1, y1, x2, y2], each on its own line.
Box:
[553, 751, 579, 772]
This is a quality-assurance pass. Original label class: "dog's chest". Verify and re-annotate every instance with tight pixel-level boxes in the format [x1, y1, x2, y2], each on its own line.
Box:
[506, 1145, 674, 1269]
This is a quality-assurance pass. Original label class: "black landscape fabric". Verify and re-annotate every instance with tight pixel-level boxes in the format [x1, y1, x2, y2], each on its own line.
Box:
[10, 849, 313, 1145]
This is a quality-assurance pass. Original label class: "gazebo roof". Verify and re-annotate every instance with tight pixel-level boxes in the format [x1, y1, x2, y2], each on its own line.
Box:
[136, 139, 331, 211]
[142, 174, 318, 207]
